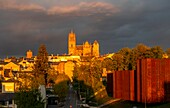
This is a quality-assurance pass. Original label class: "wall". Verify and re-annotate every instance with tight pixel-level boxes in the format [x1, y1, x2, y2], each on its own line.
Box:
[108, 58, 170, 103]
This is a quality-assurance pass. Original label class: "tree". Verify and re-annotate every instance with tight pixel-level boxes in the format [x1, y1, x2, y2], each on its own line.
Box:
[15, 89, 44, 108]
[133, 43, 152, 59]
[130, 44, 153, 70]
[73, 58, 105, 97]
[53, 81, 69, 101]
[118, 47, 132, 70]
[53, 74, 70, 101]
[102, 58, 114, 71]
[91, 58, 103, 80]
[47, 68, 58, 86]
[33, 44, 49, 88]
[112, 53, 124, 71]
[151, 46, 164, 58]
[166, 48, 170, 58]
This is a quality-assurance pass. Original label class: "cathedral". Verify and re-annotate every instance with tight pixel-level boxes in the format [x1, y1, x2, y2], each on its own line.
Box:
[68, 30, 100, 57]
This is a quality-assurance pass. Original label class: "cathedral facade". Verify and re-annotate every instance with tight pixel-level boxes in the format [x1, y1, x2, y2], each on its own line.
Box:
[68, 30, 100, 57]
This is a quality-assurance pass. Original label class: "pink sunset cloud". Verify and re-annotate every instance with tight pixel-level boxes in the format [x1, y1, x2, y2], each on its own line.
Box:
[47, 2, 119, 15]
[0, 1, 119, 15]
[0, 1, 45, 11]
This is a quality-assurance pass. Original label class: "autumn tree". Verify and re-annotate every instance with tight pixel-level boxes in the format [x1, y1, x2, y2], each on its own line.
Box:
[33, 44, 49, 88]
[53, 74, 70, 101]
[91, 58, 103, 80]
[151, 46, 164, 58]
[112, 53, 124, 71]
[47, 68, 58, 87]
[166, 48, 170, 58]
[15, 89, 44, 108]
[118, 47, 132, 70]
[102, 58, 114, 71]
[73, 58, 105, 97]
[130, 44, 152, 69]
[133, 44, 152, 59]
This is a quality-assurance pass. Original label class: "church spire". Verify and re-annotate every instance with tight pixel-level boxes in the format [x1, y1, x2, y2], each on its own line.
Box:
[68, 29, 76, 55]
[70, 29, 74, 34]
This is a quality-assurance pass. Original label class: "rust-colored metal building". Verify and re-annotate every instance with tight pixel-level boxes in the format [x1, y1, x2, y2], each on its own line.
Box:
[107, 73, 113, 97]
[108, 58, 170, 103]
[137, 59, 170, 103]
[113, 70, 135, 101]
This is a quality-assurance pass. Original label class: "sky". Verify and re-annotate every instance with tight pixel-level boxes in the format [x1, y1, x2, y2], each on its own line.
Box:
[0, 0, 170, 58]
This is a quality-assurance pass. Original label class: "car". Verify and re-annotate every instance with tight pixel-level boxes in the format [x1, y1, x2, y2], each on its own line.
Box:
[47, 95, 59, 108]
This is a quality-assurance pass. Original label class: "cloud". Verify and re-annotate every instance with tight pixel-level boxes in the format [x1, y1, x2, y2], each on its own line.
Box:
[0, 0, 170, 58]
[48, 2, 119, 15]
[0, 1, 119, 16]
[0, 1, 45, 11]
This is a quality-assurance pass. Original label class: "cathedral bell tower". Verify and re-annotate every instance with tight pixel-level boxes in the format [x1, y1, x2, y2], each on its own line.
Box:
[92, 40, 99, 57]
[68, 30, 76, 55]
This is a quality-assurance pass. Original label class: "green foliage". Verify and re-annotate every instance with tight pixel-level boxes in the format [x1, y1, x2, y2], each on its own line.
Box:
[15, 89, 44, 108]
[18, 73, 32, 89]
[102, 58, 114, 71]
[73, 58, 106, 98]
[166, 48, 170, 58]
[33, 44, 49, 87]
[112, 53, 124, 71]
[74, 64, 91, 86]
[118, 47, 132, 70]
[133, 43, 152, 59]
[35, 44, 49, 73]
[52, 74, 69, 101]
[53, 81, 69, 101]
[102, 44, 166, 71]
[47, 68, 58, 85]
[151, 46, 164, 58]
[91, 58, 103, 80]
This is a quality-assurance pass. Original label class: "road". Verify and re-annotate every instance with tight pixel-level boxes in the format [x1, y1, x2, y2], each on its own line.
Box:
[64, 85, 81, 108]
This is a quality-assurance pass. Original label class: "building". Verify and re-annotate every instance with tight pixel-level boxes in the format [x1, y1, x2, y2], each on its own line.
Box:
[2, 80, 16, 93]
[68, 30, 100, 57]
[26, 50, 33, 58]
[108, 58, 170, 103]
[18, 59, 34, 71]
[0, 79, 17, 108]
[49, 55, 79, 81]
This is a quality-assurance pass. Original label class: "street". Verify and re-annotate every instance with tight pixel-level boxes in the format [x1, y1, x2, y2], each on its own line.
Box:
[63, 85, 81, 108]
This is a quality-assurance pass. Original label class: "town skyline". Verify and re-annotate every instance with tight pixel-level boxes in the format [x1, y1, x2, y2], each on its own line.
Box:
[0, 0, 170, 58]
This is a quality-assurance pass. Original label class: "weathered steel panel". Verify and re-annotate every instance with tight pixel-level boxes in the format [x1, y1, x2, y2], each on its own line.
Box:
[130, 70, 135, 101]
[111, 58, 170, 103]
[112, 70, 135, 101]
[137, 59, 170, 103]
[151, 59, 157, 102]
[165, 59, 170, 101]
[123, 71, 129, 100]
[137, 59, 141, 102]
[106, 72, 113, 97]
[159, 59, 165, 102]
[141, 59, 146, 103]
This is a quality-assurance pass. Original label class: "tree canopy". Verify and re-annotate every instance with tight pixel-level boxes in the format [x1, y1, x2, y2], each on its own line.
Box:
[15, 89, 44, 108]
[33, 44, 49, 88]
[103, 44, 167, 71]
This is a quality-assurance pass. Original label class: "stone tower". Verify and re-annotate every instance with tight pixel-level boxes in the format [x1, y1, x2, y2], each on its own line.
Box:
[68, 30, 76, 55]
[92, 40, 99, 57]
[83, 41, 92, 56]
[26, 50, 33, 58]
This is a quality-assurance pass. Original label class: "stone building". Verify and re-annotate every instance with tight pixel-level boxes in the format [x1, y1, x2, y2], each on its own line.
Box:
[68, 30, 100, 57]
[26, 50, 33, 58]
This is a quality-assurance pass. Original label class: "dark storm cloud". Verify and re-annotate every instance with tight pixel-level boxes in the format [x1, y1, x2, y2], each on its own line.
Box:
[0, 10, 69, 57]
[87, 0, 170, 52]
[0, 0, 170, 58]
[0, 1, 118, 58]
